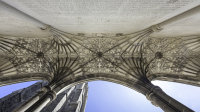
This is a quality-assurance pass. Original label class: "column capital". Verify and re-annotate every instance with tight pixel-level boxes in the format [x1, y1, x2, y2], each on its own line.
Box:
[145, 85, 175, 111]
[37, 85, 54, 98]
[145, 85, 162, 107]
[40, 85, 57, 100]
[146, 92, 158, 106]
[150, 85, 162, 92]
[46, 90, 57, 101]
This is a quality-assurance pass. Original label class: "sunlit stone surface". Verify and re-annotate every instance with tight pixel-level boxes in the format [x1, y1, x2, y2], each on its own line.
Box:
[0, 0, 200, 112]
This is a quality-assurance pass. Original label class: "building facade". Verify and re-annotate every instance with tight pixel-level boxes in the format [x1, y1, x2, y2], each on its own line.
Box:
[0, 82, 88, 112]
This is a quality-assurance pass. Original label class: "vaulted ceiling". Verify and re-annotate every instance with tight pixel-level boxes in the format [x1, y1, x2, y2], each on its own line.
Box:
[0, 1, 200, 111]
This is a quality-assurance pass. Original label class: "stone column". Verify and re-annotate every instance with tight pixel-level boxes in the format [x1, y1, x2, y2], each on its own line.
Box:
[25, 90, 56, 112]
[14, 86, 49, 112]
[146, 84, 194, 112]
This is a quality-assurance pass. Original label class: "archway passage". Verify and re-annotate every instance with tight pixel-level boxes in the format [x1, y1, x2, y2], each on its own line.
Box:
[86, 80, 200, 112]
[0, 0, 200, 112]
[0, 28, 199, 112]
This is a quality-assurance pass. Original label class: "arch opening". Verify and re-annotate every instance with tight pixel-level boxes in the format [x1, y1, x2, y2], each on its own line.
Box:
[152, 80, 200, 112]
[85, 80, 163, 112]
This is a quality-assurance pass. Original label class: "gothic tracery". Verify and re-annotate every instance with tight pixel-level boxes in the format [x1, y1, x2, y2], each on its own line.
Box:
[0, 0, 200, 112]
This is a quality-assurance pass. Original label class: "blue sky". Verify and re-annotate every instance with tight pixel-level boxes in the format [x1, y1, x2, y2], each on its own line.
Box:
[85, 81, 200, 112]
[0, 80, 200, 112]
[85, 81, 162, 112]
[0, 81, 38, 98]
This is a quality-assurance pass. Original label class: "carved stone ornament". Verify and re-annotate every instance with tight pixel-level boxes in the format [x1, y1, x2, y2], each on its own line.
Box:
[0, 32, 199, 82]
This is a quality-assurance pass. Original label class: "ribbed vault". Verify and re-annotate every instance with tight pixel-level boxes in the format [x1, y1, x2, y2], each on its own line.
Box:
[0, 0, 200, 112]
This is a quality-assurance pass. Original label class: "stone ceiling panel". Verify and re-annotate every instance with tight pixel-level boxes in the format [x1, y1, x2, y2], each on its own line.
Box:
[152, 12, 200, 37]
[2, 0, 198, 35]
[0, 1, 51, 38]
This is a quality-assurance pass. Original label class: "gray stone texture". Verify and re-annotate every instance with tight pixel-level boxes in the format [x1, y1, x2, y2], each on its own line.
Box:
[0, 82, 88, 112]
[0, 82, 47, 112]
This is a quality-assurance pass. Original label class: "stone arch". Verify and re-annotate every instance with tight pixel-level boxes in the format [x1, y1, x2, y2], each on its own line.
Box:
[149, 73, 200, 87]
[53, 73, 150, 95]
[21, 72, 193, 112]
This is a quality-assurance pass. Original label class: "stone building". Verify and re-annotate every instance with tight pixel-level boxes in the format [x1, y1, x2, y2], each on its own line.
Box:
[0, 0, 200, 112]
[0, 82, 88, 112]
